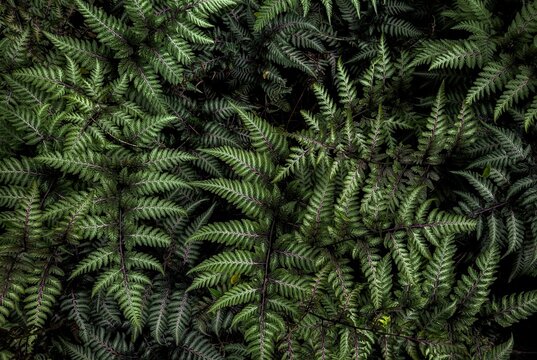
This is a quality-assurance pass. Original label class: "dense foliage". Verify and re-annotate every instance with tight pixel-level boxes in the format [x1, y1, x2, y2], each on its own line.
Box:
[1, 0, 536, 359]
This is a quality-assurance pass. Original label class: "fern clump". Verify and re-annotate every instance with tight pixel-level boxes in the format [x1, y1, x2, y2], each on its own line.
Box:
[1, 0, 537, 359]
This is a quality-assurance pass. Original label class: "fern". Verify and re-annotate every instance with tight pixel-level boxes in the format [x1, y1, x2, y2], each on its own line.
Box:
[2, 0, 537, 357]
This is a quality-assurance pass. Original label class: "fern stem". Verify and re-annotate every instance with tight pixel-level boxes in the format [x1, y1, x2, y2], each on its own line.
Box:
[469, 201, 508, 218]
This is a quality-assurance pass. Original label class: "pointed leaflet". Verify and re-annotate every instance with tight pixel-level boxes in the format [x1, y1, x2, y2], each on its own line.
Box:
[37, 151, 106, 183]
[181, 330, 224, 359]
[465, 60, 512, 105]
[148, 285, 170, 344]
[127, 196, 187, 220]
[336, 58, 357, 107]
[210, 283, 259, 312]
[494, 67, 534, 120]
[142, 148, 195, 171]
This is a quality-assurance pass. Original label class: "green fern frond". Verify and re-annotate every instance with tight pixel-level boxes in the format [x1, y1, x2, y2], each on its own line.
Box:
[465, 60, 513, 105]
[189, 250, 259, 275]
[75, 0, 131, 57]
[211, 283, 259, 312]
[230, 104, 289, 159]
[452, 244, 499, 317]
[201, 147, 276, 182]
[187, 219, 264, 249]
[482, 335, 513, 360]
[494, 67, 535, 120]
[192, 179, 275, 218]
[168, 290, 191, 346]
[487, 290, 537, 327]
[524, 95, 537, 130]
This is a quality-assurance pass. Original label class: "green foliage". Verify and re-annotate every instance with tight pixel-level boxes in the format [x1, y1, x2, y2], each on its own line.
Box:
[1, 0, 537, 358]
[417, 0, 537, 127]
[188, 68, 526, 359]
[453, 124, 537, 279]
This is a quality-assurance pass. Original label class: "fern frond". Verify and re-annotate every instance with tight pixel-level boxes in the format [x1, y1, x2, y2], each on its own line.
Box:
[37, 151, 106, 182]
[452, 244, 499, 317]
[192, 179, 275, 218]
[482, 335, 513, 360]
[75, 0, 131, 57]
[210, 283, 259, 312]
[187, 219, 264, 249]
[465, 60, 512, 105]
[494, 67, 534, 120]
[130, 171, 190, 195]
[142, 148, 196, 171]
[128, 196, 187, 220]
[0, 158, 39, 186]
[189, 250, 259, 275]
[70, 249, 115, 279]
[423, 236, 456, 302]
[524, 95, 537, 130]
[487, 290, 537, 327]
[231, 104, 288, 158]
[254, 0, 295, 31]
[201, 146, 276, 182]
[168, 290, 191, 346]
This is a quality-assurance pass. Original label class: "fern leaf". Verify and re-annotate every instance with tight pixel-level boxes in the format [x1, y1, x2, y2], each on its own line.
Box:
[142, 148, 195, 171]
[452, 171, 496, 203]
[494, 67, 534, 120]
[70, 249, 115, 279]
[37, 151, 106, 182]
[488, 291, 537, 327]
[168, 290, 191, 346]
[130, 171, 191, 195]
[452, 244, 499, 317]
[231, 104, 289, 158]
[188, 219, 264, 249]
[482, 335, 513, 360]
[423, 236, 456, 302]
[192, 179, 274, 218]
[128, 196, 187, 220]
[148, 285, 169, 344]
[274, 147, 309, 182]
[465, 60, 512, 105]
[180, 330, 224, 359]
[429, 40, 485, 70]
[254, 0, 295, 31]
[336, 59, 357, 107]
[201, 147, 276, 182]
[176, 22, 214, 44]
[210, 283, 259, 312]
[189, 250, 259, 275]
[165, 35, 194, 65]
[0, 158, 39, 186]
[75, 0, 131, 57]
[505, 210, 524, 256]
[524, 95, 537, 130]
